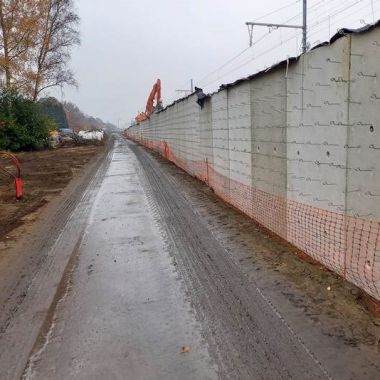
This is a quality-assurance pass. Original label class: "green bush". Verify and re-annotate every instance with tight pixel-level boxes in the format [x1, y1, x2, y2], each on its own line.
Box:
[0, 91, 56, 151]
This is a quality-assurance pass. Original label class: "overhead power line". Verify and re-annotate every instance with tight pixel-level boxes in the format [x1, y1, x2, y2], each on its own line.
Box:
[197, 47, 251, 85]
[192, 0, 379, 92]
[195, 1, 311, 86]
[202, 3, 370, 87]
[251, 0, 301, 22]
[307, 0, 379, 38]
[197, 0, 318, 87]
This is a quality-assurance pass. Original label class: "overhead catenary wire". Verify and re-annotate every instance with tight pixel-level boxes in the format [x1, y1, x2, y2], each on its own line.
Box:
[274, 0, 368, 46]
[307, 0, 380, 39]
[179, 0, 379, 96]
[196, 47, 251, 85]
[307, 0, 372, 34]
[251, 0, 301, 22]
[196, 0, 334, 87]
[201, 0, 379, 88]
[197, 25, 294, 87]
[277, 0, 366, 43]
[307, 0, 364, 22]
[170, 0, 332, 102]
[201, 6, 363, 88]
[201, 29, 303, 87]
[196, 0, 311, 87]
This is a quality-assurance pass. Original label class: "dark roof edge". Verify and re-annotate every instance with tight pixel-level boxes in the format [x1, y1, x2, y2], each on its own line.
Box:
[156, 90, 210, 114]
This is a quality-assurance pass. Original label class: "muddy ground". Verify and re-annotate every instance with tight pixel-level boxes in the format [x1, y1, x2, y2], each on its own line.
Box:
[136, 147, 380, 355]
[1, 137, 380, 379]
[0, 143, 106, 242]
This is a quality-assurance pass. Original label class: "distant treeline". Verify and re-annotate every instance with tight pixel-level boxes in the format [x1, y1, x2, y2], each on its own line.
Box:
[63, 101, 117, 132]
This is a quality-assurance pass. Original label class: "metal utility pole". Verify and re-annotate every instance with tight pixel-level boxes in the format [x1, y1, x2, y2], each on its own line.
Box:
[246, 0, 307, 53]
[302, 0, 307, 54]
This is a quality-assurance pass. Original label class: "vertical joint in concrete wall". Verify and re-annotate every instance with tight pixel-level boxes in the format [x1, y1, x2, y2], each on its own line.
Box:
[284, 65, 288, 206]
[226, 88, 231, 202]
[343, 35, 352, 278]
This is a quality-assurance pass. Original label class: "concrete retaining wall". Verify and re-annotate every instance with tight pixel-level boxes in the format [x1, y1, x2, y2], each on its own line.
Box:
[126, 26, 380, 301]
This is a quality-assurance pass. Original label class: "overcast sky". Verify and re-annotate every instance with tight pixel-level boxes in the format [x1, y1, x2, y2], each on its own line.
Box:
[51, 0, 380, 126]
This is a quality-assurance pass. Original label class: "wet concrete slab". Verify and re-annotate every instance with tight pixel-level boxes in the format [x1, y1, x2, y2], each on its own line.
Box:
[24, 139, 218, 379]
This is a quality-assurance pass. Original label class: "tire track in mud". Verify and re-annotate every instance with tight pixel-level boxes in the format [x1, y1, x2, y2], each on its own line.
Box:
[129, 141, 331, 380]
[0, 143, 112, 334]
[0, 139, 113, 379]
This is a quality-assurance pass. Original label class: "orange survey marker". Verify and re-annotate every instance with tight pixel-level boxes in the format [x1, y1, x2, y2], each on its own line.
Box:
[0, 151, 23, 200]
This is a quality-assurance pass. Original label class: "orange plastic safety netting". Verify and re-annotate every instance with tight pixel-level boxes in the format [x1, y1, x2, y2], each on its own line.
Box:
[126, 132, 380, 301]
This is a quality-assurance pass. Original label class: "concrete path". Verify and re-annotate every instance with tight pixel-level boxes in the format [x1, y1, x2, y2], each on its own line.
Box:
[2, 136, 379, 380]
[23, 138, 218, 379]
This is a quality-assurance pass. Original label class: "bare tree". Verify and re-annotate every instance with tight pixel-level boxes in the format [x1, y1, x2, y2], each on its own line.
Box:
[28, 0, 80, 100]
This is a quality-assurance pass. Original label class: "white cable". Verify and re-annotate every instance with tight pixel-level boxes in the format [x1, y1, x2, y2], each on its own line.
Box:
[182, 0, 378, 94]
[202, 0, 374, 88]
[252, 0, 301, 22]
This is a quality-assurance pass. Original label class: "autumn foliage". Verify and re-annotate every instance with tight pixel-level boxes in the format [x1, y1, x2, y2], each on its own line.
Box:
[0, 0, 79, 100]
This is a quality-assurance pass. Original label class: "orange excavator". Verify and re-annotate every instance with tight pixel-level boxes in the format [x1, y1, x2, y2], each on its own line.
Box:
[135, 79, 163, 123]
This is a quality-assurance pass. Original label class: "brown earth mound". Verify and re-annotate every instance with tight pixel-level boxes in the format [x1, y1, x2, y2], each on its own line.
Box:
[0, 144, 105, 241]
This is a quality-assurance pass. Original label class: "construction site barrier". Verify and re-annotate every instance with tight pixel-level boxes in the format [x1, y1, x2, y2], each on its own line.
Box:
[126, 24, 380, 303]
[0, 151, 23, 200]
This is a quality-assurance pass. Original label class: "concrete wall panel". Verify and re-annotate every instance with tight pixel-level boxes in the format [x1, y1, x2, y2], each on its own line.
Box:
[286, 37, 350, 214]
[199, 98, 213, 183]
[251, 70, 287, 198]
[348, 28, 380, 219]
[211, 90, 230, 201]
[125, 26, 380, 301]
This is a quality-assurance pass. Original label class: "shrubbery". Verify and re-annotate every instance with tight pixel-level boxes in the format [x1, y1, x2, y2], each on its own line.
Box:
[0, 91, 55, 151]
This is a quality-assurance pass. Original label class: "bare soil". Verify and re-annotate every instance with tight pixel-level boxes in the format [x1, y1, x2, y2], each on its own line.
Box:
[1, 137, 379, 379]
[0, 144, 105, 241]
[130, 142, 380, 379]
[0, 139, 112, 379]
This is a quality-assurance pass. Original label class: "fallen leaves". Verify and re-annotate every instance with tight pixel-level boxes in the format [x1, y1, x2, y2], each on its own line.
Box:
[180, 346, 190, 354]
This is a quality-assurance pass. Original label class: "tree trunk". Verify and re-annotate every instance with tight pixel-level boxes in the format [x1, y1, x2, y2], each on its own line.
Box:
[0, 2, 11, 89]
[32, 75, 40, 101]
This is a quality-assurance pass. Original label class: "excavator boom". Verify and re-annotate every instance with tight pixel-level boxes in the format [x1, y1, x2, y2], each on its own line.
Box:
[135, 79, 162, 123]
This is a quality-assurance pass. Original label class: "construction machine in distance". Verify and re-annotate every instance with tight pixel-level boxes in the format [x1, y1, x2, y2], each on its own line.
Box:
[135, 79, 163, 123]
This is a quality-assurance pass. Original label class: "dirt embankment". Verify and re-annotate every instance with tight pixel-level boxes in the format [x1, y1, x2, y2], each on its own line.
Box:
[0, 144, 105, 241]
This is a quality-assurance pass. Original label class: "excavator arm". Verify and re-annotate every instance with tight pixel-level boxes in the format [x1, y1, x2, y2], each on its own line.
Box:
[135, 79, 162, 123]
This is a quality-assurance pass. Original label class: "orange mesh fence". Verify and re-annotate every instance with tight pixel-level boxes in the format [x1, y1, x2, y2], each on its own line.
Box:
[125, 132, 380, 301]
